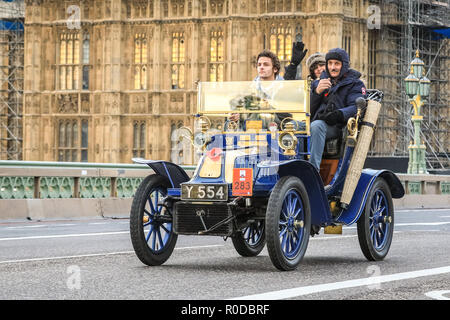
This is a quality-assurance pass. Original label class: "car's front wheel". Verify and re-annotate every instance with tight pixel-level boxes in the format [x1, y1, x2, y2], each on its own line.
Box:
[130, 174, 178, 266]
[266, 176, 311, 271]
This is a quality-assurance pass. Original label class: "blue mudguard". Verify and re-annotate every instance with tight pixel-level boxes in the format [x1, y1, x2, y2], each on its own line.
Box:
[132, 158, 190, 188]
[258, 159, 333, 226]
[334, 169, 405, 225]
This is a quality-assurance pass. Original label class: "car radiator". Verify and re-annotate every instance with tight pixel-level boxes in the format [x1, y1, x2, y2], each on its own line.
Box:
[173, 202, 233, 236]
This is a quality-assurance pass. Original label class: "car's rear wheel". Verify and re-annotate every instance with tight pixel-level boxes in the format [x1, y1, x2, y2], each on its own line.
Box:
[232, 220, 266, 257]
[130, 174, 178, 266]
[266, 176, 311, 271]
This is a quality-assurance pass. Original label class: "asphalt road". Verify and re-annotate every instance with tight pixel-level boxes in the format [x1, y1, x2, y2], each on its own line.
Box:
[0, 208, 449, 301]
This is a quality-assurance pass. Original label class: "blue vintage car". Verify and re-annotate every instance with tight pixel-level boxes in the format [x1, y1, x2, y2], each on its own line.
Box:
[129, 80, 405, 271]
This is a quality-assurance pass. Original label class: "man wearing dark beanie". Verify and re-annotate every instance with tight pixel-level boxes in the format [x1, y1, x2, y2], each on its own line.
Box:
[308, 48, 367, 171]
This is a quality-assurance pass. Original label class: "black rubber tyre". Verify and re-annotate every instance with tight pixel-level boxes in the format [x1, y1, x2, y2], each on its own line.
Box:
[130, 174, 178, 266]
[357, 178, 394, 261]
[232, 220, 266, 257]
[266, 176, 311, 271]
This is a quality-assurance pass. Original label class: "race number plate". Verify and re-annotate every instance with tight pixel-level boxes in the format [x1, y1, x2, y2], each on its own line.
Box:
[181, 184, 228, 201]
[232, 168, 253, 196]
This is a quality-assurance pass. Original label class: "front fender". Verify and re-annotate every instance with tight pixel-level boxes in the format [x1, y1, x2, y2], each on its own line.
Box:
[335, 169, 405, 225]
[132, 158, 190, 188]
[259, 159, 332, 226]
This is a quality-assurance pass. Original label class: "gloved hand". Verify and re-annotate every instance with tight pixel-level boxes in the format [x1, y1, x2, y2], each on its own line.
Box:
[324, 110, 344, 126]
[290, 41, 308, 66]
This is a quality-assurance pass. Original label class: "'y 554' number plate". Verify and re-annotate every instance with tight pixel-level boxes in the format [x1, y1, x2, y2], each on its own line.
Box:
[181, 184, 228, 201]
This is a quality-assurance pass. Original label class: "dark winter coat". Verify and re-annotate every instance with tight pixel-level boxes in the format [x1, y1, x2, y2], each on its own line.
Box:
[310, 48, 366, 123]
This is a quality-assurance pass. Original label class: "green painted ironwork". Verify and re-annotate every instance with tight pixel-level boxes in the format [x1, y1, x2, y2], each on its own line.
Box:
[117, 178, 143, 198]
[407, 181, 422, 195]
[80, 177, 111, 198]
[0, 160, 195, 200]
[0, 176, 34, 199]
[40, 177, 74, 199]
[441, 182, 450, 195]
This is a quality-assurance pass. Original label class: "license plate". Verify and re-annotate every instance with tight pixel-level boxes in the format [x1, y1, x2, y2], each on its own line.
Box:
[181, 184, 228, 201]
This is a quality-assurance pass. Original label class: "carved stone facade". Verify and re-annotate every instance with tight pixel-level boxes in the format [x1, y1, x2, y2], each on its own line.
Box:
[23, 0, 370, 164]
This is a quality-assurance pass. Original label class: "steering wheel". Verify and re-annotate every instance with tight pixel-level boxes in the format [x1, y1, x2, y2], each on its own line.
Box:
[225, 120, 239, 131]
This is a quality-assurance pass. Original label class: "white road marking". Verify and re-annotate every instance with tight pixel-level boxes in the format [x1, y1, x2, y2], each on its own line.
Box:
[229, 266, 450, 300]
[311, 235, 358, 240]
[0, 251, 133, 264]
[315, 232, 403, 240]
[0, 231, 130, 241]
[4, 224, 78, 230]
[396, 209, 450, 213]
[396, 222, 450, 226]
[344, 222, 450, 229]
[0, 245, 225, 265]
[425, 290, 450, 300]
[6, 225, 48, 229]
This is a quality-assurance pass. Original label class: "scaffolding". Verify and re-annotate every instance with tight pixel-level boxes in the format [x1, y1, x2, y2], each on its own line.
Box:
[0, 0, 24, 160]
[368, 0, 450, 171]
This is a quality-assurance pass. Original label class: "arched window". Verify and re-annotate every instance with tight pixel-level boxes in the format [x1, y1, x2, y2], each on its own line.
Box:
[82, 33, 90, 90]
[269, 24, 292, 74]
[134, 33, 148, 90]
[209, 29, 225, 82]
[59, 33, 81, 90]
[132, 121, 146, 158]
[171, 32, 186, 89]
[57, 119, 88, 162]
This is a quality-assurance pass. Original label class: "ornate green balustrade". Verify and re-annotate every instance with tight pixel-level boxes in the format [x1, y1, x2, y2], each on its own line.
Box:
[0, 176, 35, 199]
[441, 182, 450, 195]
[80, 177, 111, 198]
[40, 177, 74, 199]
[116, 178, 144, 198]
[0, 161, 448, 200]
[0, 160, 195, 200]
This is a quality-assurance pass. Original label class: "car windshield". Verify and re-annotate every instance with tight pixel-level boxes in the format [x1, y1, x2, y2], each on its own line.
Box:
[198, 80, 308, 112]
[197, 80, 310, 132]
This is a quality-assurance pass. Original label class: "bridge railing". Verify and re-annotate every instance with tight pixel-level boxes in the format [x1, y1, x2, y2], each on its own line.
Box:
[0, 160, 196, 200]
[0, 161, 448, 220]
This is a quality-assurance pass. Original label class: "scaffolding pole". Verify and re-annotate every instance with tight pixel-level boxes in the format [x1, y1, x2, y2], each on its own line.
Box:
[368, 0, 450, 171]
[0, 0, 24, 160]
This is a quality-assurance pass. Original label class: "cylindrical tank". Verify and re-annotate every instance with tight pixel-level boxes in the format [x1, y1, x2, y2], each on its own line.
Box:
[340, 99, 382, 209]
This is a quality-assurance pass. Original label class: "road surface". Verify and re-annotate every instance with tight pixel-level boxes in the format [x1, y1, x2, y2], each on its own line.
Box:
[0, 208, 449, 302]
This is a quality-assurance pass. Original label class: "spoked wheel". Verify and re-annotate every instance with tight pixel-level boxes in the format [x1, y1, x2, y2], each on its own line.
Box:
[232, 220, 266, 257]
[130, 174, 178, 266]
[357, 178, 394, 261]
[266, 176, 311, 271]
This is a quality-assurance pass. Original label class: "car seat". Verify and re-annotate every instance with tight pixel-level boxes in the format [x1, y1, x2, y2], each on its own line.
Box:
[319, 127, 347, 185]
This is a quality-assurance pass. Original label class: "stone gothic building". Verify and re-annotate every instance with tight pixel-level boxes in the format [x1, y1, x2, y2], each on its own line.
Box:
[23, 0, 371, 164]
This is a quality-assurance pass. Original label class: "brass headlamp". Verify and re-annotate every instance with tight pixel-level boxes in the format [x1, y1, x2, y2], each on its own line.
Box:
[346, 97, 366, 146]
[178, 116, 212, 150]
[278, 118, 298, 156]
